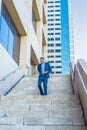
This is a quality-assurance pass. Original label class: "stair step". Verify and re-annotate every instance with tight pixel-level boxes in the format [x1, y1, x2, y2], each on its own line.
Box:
[0, 75, 86, 129]
[0, 125, 86, 130]
[0, 117, 84, 126]
[24, 117, 85, 125]
[4, 110, 82, 118]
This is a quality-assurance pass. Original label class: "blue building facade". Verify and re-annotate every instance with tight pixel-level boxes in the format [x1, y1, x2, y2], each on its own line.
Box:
[61, 0, 70, 74]
[47, 0, 72, 74]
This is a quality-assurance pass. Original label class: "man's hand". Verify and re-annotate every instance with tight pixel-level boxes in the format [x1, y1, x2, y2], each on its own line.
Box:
[44, 71, 48, 74]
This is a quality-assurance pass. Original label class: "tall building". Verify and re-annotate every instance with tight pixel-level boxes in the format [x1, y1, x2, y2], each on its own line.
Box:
[0, 0, 47, 76]
[47, 0, 74, 74]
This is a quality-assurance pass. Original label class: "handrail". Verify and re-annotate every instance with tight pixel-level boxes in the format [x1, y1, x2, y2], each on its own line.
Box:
[76, 65, 87, 95]
[0, 67, 19, 82]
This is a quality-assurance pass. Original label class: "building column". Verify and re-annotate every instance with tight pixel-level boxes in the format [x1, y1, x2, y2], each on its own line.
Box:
[19, 36, 31, 76]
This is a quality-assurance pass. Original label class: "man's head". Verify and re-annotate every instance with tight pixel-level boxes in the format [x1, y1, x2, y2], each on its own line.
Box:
[40, 57, 45, 64]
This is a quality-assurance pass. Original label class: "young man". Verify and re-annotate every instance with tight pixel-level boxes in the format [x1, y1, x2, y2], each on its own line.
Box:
[37, 57, 52, 95]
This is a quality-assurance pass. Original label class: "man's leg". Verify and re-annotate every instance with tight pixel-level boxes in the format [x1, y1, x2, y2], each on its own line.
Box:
[43, 78, 48, 95]
[38, 77, 44, 95]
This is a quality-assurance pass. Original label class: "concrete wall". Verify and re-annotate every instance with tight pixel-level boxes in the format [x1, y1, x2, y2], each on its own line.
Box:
[0, 0, 47, 76]
[0, 44, 24, 95]
[70, 59, 87, 123]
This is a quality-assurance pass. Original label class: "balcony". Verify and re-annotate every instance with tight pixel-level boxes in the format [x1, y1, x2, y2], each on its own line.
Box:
[32, 0, 41, 21]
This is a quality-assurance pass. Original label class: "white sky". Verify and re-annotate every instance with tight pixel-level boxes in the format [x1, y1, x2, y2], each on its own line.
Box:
[72, 0, 87, 62]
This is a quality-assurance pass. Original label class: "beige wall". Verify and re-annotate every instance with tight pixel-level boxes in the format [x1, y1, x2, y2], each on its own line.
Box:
[0, 0, 47, 76]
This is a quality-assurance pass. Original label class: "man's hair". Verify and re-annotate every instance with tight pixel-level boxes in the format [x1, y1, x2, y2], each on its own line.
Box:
[40, 57, 44, 60]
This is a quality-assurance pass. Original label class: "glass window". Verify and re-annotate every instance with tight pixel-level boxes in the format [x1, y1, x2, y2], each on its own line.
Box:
[48, 24, 54, 26]
[48, 44, 54, 47]
[48, 33, 54, 35]
[48, 38, 54, 41]
[48, 61, 54, 63]
[55, 55, 61, 58]
[55, 49, 61, 52]
[55, 28, 61, 30]
[0, 4, 20, 64]
[55, 19, 61, 21]
[48, 1, 54, 3]
[48, 28, 54, 30]
[55, 37, 60, 41]
[55, 23, 61, 25]
[55, 66, 62, 68]
[51, 66, 54, 68]
[48, 50, 54, 53]
[55, 43, 61, 46]
[48, 10, 54, 12]
[55, 1, 60, 3]
[55, 33, 61, 35]
[48, 6, 54, 8]
[48, 55, 54, 58]
[55, 10, 61, 12]
[55, 71, 62, 74]
[48, 19, 54, 21]
[55, 14, 61, 16]
[55, 61, 61, 63]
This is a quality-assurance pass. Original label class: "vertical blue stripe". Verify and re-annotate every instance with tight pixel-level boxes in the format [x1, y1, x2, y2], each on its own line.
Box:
[61, 0, 70, 74]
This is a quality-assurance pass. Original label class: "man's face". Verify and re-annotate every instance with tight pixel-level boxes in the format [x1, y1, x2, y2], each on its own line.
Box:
[40, 58, 44, 63]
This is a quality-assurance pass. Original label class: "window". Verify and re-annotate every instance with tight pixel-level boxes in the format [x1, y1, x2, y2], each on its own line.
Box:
[48, 44, 54, 47]
[48, 24, 54, 26]
[55, 1, 60, 3]
[48, 10, 54, 12]
[0, 4, 20, 64]
[48, 19, 54, 21]
[51, 66, 54, 68]
[48, 50, 54, 53]
[55, 49, 61, 52]
[48, 1, 54, 3]
[55, 28, 61, 30]
[55, 61, 62, 63]
[55, 19, 61, 21]
[55, 55, 61, 58]
[55, 5, 60, 7]
[55, 43, 61, 46]
[48, 55, 54, 58]
[55, 66, 62, 68]
[55, 10, 61, 12]
[55, 23, 61, 25]
[55, 33, 61, 35]
[48, 38, 54, 41]
[55, 71, 62, 74]
[48, 28, 54, 30]
[55, 14, 61, 16]
[48, 14, 54, 17]
[48, 33, 54, 35]
[55, 37, 60, 41]
[48, 6, 54, 8]
[48, 61, 54, 63]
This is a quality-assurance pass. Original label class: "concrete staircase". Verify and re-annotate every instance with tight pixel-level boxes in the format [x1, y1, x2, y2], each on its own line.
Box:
[0, 75, 87, 130]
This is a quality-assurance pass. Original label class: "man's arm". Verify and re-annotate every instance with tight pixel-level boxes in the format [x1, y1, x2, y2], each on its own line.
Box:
[44, 62, 52, 74]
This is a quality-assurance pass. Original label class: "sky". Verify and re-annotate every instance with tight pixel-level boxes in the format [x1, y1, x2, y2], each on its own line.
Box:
[72, 0, 87, 62]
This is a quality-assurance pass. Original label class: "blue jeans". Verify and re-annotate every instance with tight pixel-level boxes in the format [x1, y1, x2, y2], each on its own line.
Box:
[38, 76, 48, 95]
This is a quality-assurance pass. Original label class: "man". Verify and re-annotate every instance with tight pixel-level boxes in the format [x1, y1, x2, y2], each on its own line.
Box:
[37, 57, 52, 95]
